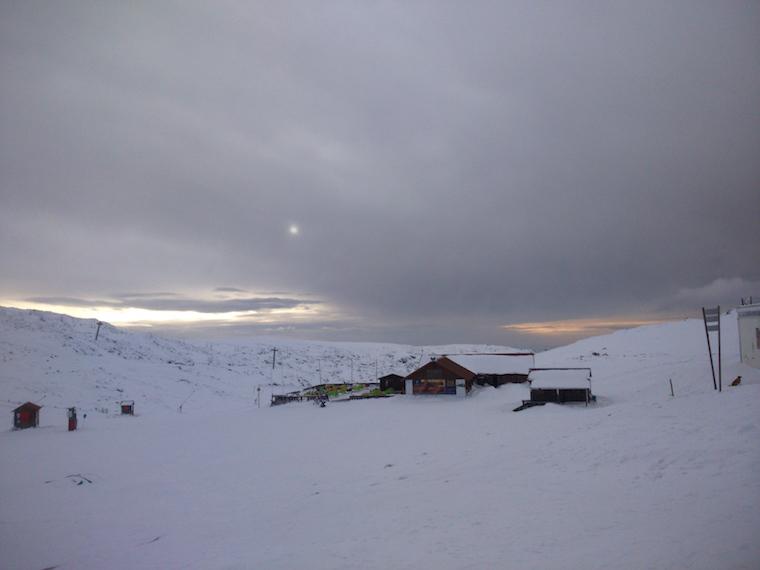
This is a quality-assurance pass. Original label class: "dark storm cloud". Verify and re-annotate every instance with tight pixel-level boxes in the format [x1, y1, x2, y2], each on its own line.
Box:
[114, 292, 179, 299]
[2, 1, 759, 345]
[26, 295, 318, 314]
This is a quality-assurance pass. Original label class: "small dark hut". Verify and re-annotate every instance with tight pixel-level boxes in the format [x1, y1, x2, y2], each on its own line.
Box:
[13, 402, 41, 429]
[67, 407, 78, 431]
[528, 368, 594, 405]
[120, 400, 135, 415]
[271, 392, 303, 406]
[379, 373, 405, 393]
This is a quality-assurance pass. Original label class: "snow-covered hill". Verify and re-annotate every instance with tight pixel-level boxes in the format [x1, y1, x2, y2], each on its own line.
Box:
[0, 306, 520, 415]
[1, 307, 758, 569]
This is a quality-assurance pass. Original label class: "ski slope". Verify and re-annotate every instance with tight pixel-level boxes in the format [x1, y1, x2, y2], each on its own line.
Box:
[1, 308, 758, 569]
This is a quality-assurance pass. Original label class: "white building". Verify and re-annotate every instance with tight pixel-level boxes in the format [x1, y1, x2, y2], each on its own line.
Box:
[737, 303, 760, 369]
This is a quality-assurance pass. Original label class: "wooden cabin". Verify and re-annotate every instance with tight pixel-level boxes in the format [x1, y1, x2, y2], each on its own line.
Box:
[405, 357, 475, 394]
[379, 373, 405, 393]
[405, 353, 537, 395]
[528, 368, 594, 405]
[13, 402, 41, 429]
[120, 400, 135, 415]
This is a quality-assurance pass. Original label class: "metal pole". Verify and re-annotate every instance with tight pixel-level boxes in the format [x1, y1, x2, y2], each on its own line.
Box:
[717, 306, 722, 392]
[702, 308, 717, 390]
[669, 378, 674, 397]
[95, 321, 102, 341]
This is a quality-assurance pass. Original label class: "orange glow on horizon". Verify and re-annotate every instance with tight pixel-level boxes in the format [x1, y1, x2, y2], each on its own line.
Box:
[502, 316, 674, 336]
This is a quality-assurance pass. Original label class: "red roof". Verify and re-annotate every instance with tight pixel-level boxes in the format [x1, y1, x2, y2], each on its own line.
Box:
[13, 402, 42, 413]
[407, 357, 476, 381]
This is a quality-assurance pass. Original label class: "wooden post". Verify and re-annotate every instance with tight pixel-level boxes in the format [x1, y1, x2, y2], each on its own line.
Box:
[669, 378, 674, 397]
[702, 308, 717, 390]
[94, 321, 103, 341]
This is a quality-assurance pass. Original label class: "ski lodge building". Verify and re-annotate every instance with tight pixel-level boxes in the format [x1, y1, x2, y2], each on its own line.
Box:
[405, 353, 535, 395]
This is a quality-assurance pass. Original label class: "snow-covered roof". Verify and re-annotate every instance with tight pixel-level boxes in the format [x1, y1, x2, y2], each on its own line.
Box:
[528, 369, 591, 390]
[737, 303, 760, 318]
[446, 354, 534, 375]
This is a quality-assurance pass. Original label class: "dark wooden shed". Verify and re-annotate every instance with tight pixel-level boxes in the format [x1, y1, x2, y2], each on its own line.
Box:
[406, 357, 475, 394]
[120, 400, 135, 415]
[528, 368, 594, 405]
[379, 374, 405, 393]
[13, 402, 41, 429]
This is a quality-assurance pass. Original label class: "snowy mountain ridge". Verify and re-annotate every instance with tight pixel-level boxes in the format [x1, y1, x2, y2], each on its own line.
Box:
[0, 306, 521, 415]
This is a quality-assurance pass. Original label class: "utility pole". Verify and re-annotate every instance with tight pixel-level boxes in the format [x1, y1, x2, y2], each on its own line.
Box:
[270, 347, 278, 385]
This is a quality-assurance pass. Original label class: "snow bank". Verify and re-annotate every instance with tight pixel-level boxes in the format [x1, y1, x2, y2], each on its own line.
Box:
[528, 368, 591, 389]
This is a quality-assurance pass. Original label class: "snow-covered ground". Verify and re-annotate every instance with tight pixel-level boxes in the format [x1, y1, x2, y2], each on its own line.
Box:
[1, 307, 759, 569]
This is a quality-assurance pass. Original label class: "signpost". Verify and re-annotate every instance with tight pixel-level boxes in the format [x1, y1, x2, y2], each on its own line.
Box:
[701, 306, 721, 392]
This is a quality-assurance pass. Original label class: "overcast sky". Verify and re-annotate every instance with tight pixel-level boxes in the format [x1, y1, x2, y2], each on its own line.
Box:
[1, 1, 759, 347]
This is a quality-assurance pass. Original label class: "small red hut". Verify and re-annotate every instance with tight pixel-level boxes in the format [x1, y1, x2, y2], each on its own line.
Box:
[120, 400, 134, 415]
[13, 402, 41, 429]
